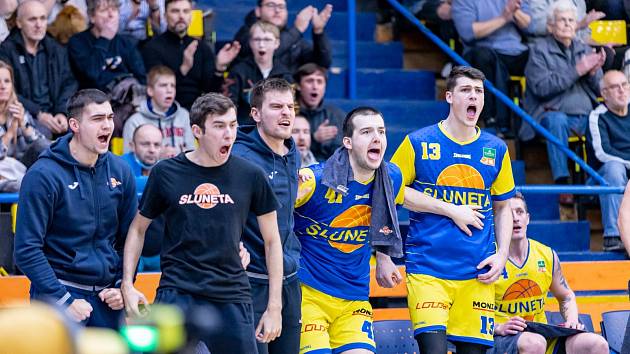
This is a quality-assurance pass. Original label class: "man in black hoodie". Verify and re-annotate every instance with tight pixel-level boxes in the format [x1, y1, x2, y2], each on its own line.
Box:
[295, 63, 344, 161]
[0, 0, 77, 137]
[232, 78, 302, 354]
[142, 0, 241, 110]
[233, 0, 333, 73]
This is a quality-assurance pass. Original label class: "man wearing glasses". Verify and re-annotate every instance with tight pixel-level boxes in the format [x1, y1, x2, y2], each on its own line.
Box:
[233, 0, 333, 73]
[586, 70, 630, 252]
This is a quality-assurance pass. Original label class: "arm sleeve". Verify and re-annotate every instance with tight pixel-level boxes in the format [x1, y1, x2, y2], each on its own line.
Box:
[200, 43, 223, 94]
[527, 0, 549, 36]
[387, 163, 406, 205]
[126, 43, 147, 84]
[277, 27, 303, 57]
[114, 164, 138, 285]
[451, 0, 477, 43]
[138, 165, 168, 219]
[525, 46, 581, 99]
[251, 168, 280, 216]
[390, 136, 417, 186]
[491, 149, 516, 200]
[17, 95, 41, 117]
[13, 170, 73, 306]
[589, 106, 630, 167]
[309, 32, 332, 69]
[54, 47, 78, 115]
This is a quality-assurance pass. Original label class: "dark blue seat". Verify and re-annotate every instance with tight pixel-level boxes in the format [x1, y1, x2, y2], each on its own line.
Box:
[600, 310, 630, 354]
[545, 311, 595, 332]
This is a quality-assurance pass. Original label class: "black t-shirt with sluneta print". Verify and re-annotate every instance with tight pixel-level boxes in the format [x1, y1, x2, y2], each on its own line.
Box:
[139, 153, 279, 303]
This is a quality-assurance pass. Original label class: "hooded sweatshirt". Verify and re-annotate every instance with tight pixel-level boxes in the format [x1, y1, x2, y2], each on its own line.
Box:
[232, 126, 301, 282]
[14, 133, 138, 306]
[123, 98, 195, 154]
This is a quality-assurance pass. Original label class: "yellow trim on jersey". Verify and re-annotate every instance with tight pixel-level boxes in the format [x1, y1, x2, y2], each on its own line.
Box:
[390, 136, 416, 186]
[438, 121, 481, 146]
[491, 151, 515, 197]
[296, 168, 317, 208]
[356, 174, 375, 185]
[395, 180, 405, 205]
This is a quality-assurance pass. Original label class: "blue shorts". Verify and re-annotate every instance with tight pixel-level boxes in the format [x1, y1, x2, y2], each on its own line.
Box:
[155, 287, 258, 354]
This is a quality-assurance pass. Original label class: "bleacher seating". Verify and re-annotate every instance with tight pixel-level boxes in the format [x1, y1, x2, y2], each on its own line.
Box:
[601, 310, 630, 353]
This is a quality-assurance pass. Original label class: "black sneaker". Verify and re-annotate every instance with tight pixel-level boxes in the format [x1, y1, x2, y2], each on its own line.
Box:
[603, 236, 626, 252]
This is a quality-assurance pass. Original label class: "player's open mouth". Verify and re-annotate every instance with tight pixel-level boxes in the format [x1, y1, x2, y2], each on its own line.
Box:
[278, 119, 291, 127]
[97, 134, 110, 144]
[367, 148, 381, 160]
[466, 105, 477, 118]
[513, 225, 522, 232]
[258, 50, 266, 57]
[219, 145, 230, 155]
[310, 92, 319, 99]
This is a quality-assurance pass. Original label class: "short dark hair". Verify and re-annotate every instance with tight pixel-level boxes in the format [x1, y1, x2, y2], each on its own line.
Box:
[250, 78, 293, 110]
[67, 89, 110, 121]
[512, 191, 528, 213]
[342, 106, 382, 138]
[446, 66, 485, 92]
[165, 0, 192, 9]
[294, 63, 328, 83]
[189, 93, 236, 131]
[86, 0, 120, 16]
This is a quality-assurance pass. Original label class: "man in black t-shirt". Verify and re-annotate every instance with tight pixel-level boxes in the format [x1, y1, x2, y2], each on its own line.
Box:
[121, 93, 284, 353]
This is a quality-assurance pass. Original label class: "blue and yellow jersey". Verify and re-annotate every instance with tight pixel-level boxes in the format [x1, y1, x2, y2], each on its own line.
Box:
[495, 239, 554, 324]
[294, 162, 405, 301]
[391, 122, 515, 280]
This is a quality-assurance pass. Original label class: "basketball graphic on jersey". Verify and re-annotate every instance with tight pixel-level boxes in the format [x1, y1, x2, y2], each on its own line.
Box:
[502, 279, 543, 300]
[436, 164, 486, 189]
[193, 183, 221, 209]
[327, 205, 371, 253]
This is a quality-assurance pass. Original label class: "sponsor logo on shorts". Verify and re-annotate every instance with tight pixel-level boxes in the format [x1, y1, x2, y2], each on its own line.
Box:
[178, 183, 234, 209]
[472, 301, 495, 312]
[301, 323, 328, 333]
[352, 308, 373, 317]
[416, 301, 449, 310]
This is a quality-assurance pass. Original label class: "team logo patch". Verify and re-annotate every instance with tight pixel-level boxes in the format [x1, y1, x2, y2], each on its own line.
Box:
[179, 183, 234, 209]
[537, 260, 546, 272]
[379, 226, 393, 235]
[109, 177, 122, 188]
[480, 147, 496, 166]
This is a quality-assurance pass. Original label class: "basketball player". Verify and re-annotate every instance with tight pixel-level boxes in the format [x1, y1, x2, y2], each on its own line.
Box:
[121, 93, 283, 353]
[490, 192, 608, 354]
[296, 107, 487, 354]
[391, 66, 514, 354]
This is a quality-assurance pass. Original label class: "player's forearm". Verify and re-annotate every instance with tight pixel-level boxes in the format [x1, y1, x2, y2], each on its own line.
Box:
[559, 295, 579, 323]
[264, 235, 283, 310]
[403, 186, 451, 215]
[122, 221, 146, 286]
[513, 9, 530, 29]
[493, 201, 512, 256]
[472, 16, 509, 39]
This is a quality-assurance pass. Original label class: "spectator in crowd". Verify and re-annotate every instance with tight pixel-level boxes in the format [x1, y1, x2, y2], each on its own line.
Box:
[227, 21, 292, 125]
[291, 114, 317, 167]
[118, 0, 166, 42]
[523, 0, 604, 198]
[528, 0, 603, 39]
[0, 60, 47, 173]
[586, 70, 630, 252]
[619, 180, 630, 255]
[123, 65, 193, 157]
[47, 5, 88, 45]
[232, 78, 301, 354]
[122, 123, 164, 272]
[0, 0, 77, 138]
[41, 0, 88, 24]
[234, 0, 333, 73]
[15, 89, 137, 329]
[68, 0, 146, 91]
[295, 63, 343, 161]
[123, 123, 162, 177]
[451, 0, 532, 134]
[142, 0, 240, 110]
[490, 192, 609, 354]
[0, 0, 17, 42]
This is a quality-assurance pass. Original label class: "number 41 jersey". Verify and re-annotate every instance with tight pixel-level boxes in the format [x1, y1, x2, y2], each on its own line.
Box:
[391, 122, 515, 280]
